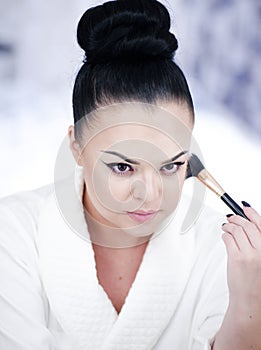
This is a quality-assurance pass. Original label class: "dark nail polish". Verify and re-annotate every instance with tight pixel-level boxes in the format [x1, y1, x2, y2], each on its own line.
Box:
[226, 214, 234, 218]
[242, 201, 251, 207]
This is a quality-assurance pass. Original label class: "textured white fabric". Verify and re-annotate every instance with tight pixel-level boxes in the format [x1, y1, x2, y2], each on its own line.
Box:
[0, 172, 228, 349]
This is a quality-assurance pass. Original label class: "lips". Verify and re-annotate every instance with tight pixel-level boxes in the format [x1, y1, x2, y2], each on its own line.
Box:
[127, 210, 159, 223]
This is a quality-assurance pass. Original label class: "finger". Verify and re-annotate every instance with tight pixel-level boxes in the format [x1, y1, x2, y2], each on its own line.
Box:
[227, 214, 261, 249]
[242, 203, 261, 232]
[222, 231, 239, 256]
[222, 222, 253, 254]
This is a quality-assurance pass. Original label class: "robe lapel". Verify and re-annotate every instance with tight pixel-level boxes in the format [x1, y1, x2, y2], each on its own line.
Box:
[100, 198, 196, 349]
[37, 178, 118, 350]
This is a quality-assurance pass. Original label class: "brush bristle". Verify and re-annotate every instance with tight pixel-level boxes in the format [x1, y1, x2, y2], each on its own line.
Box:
[186, 153, 205, 179]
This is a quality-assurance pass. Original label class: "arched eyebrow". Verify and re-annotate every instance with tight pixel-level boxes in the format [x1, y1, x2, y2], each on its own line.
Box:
[99, 150, 140, 164]
[99, 150, 188, 165]
[161, 151, 188, 164]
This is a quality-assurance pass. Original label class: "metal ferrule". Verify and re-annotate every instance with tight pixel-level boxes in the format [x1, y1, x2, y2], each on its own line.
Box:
[197, 169, 225, 197]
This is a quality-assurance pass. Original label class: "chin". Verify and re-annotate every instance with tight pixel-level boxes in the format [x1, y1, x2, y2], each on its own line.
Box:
[120, 216, 167, 238]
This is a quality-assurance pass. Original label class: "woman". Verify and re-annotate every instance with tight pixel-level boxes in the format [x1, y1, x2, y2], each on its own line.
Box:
[1, 1, 261, 349]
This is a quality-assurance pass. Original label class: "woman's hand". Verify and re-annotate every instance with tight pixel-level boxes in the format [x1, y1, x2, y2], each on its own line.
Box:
[213, 202, 261, 350]
[222, 202, 261, 306]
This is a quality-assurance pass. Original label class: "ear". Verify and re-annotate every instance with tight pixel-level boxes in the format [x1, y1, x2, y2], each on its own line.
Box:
[68, 125, 83, 166]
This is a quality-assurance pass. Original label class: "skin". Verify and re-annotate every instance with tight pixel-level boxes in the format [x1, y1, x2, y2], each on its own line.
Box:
[69, 99, 261, 346]
[213, 207, 261, 350]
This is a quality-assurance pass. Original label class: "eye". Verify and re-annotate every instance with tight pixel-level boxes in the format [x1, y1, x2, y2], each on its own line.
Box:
[103, 162, 134, 176]
[160, 161, 185, 175]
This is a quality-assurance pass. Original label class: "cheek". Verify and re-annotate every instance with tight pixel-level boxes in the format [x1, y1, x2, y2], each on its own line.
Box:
[108, 177, 130, 202]
[161, 172, 185, 210]
[85, 163, 132, 212]
[83, 162, 105, 202]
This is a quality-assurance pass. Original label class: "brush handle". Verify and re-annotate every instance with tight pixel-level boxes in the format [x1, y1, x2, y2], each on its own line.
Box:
[221, 193, 249, 220]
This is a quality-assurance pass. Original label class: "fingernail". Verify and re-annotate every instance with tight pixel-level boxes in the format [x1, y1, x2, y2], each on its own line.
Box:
[242, 201, 251, 207]
[226, 214, 234, 218]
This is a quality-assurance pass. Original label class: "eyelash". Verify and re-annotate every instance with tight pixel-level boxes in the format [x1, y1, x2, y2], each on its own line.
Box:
[103, 161, 185, 176]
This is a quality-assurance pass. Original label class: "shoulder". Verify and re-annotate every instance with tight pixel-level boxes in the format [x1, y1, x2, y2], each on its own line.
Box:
[183, 193, 224, 235]
[0, 183, 54, 228]
[194, 202, 226, 266]
[176, 196, 228, 301]
[0, 182, 54, 206]
[0, 183, 54, 261]
[178, 193, 226, 258]
[194, 202, 225, 240]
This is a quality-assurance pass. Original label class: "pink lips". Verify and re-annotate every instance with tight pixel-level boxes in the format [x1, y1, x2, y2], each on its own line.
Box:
[127, 210, 159, 223]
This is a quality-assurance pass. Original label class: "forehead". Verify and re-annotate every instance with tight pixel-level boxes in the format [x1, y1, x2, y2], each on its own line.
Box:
[80, 102, 192, 156]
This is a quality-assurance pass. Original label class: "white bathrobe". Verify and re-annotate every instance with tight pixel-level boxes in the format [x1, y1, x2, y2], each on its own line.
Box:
[0, 171, 228, 350]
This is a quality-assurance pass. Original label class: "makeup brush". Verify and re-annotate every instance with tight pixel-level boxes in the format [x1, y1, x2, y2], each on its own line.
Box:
[186, 153, 249, 220]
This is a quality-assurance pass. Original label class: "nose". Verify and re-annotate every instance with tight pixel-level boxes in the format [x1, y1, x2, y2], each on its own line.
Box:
[132, 168, 162, 203]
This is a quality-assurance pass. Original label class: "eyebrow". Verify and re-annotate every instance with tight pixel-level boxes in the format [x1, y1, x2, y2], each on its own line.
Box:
[161, 151, 188, 164]
[100, 150, 140, 164]
[99, 150, 188, 165]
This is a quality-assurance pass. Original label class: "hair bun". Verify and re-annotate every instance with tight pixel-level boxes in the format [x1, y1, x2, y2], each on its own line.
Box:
[77, 0, 178, 64]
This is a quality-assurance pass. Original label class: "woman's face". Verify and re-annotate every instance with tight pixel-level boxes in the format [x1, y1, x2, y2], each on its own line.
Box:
[69, 101, 193, 242]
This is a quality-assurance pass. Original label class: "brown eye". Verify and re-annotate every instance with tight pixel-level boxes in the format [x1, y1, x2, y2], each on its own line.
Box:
[103, 162, 134, 176]
[117, 164, 129, 172]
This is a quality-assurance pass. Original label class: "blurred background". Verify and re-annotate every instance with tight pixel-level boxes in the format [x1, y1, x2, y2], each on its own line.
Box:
[0, 0, 260, 214]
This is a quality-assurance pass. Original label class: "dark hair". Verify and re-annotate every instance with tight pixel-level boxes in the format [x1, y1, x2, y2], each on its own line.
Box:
[73, 0, 194, 139]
